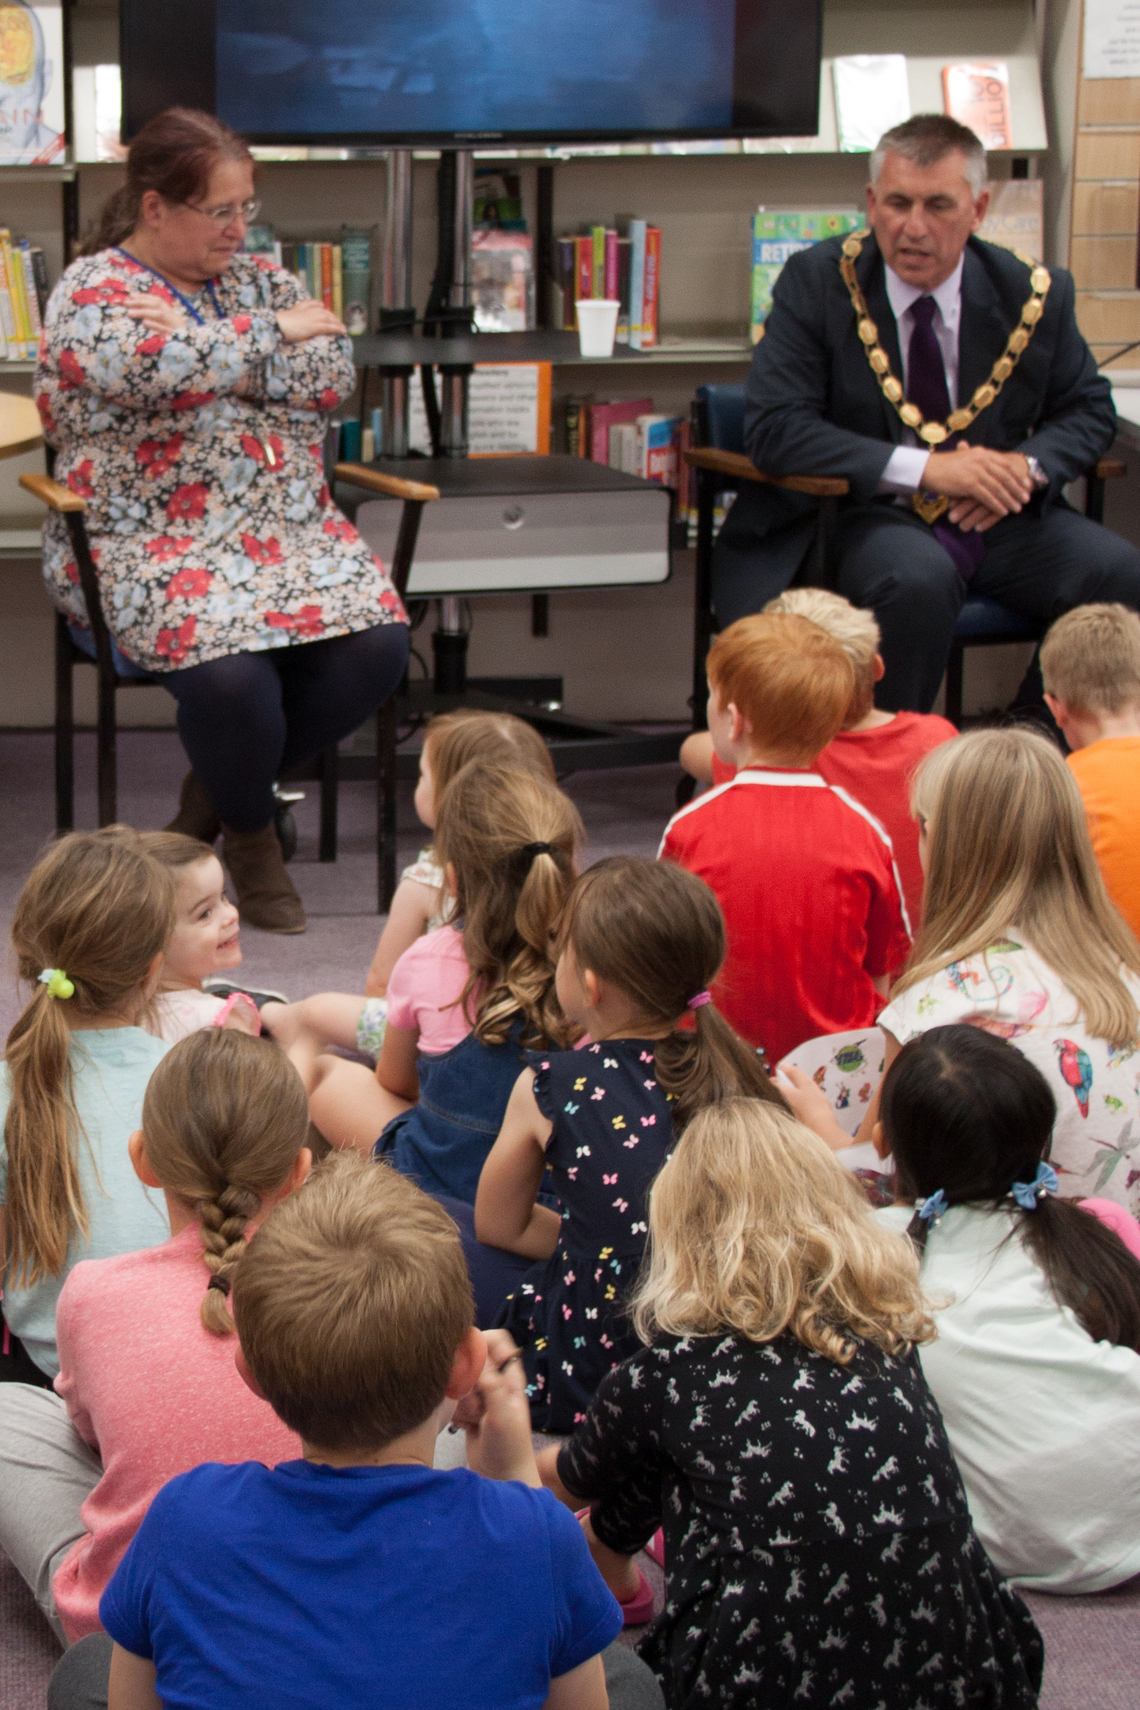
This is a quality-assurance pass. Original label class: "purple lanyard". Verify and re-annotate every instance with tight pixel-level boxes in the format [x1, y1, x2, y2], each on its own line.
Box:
[113, 248, 223, 323]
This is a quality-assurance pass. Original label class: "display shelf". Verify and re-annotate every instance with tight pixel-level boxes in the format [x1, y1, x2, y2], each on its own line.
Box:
[0, 165, 75, 183]
[0, 361, 38, 374]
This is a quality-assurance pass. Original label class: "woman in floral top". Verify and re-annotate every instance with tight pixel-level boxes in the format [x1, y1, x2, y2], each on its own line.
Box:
[36, 109, 408, 932]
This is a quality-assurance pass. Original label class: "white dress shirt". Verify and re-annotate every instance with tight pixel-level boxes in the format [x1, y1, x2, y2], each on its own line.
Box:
[876, 256, 964, 495]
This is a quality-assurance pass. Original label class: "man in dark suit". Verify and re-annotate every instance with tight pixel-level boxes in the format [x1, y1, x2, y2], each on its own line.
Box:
[714, 113, 1140, 712]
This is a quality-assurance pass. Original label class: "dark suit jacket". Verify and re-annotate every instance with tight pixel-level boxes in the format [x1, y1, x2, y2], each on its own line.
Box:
[714, 231, 1117, 614]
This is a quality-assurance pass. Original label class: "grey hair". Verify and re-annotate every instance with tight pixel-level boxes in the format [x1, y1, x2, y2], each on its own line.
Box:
[870, 114, 987, 197]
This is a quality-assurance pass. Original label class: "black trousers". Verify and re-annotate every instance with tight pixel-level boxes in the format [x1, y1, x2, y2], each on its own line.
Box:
[163, 623, 410, 832]
[716, 498, 1140, 714]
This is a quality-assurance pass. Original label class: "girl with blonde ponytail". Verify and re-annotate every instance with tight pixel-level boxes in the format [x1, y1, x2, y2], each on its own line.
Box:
[475, 856, 789, 1434]
[0, 1031, 306, 1644]
[0, 829, 175, 1385]
[303, 760, 581, 1205]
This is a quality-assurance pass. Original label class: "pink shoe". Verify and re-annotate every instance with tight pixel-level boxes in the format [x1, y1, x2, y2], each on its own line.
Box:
[619, 1567, 655, 1626]
[644, 1528, 665, 1567]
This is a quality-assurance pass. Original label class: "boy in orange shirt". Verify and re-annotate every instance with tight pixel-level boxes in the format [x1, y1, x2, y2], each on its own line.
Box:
[1042, 603, 1140, 940]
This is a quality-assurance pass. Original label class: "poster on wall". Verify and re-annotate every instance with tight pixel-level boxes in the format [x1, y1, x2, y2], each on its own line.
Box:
[1084, 0, 1140, 80]
[0, 1, 64, 164]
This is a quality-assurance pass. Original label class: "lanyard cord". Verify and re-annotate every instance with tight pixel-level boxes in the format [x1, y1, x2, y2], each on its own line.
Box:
[113, 248, 224, 324]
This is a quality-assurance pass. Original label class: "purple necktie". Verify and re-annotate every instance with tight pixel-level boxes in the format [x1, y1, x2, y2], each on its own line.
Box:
[907, 295, 984, 580]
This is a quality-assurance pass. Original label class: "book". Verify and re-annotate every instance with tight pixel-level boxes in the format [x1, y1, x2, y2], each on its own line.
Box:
[750, 209, 864, 342]
[0, 231, 28, 357]
[942, 62, 1012, 151]
[609, 421, 639, 473]
[589, 396, 653, 464]
[555, 237, 576, 330]
[978, 177, 1042, 258]
[591, 225, 606, 298]
[575, 235, 593, 307]
[639, 227, 661, 348]
[29, 246, 49, 319]
[242, 224, 278, 258]
[636, 413, 682, 486]
[628, 220, 647, 347]
[565, 395, 588, 456]
[472, 228, 534, 332]
[604, 228, 619, 300]
[615, 237, 632, 343]
[341, 226, 372, 336]
[832, 55, 911, 153]
[17, 242, 42, 343]
[320, 243, 334, 312]
[473, 169, 525, 229]
[331, 243, 343, 321]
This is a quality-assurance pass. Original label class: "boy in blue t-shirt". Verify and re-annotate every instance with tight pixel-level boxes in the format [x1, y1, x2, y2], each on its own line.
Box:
[89, 1154, 625, 1710]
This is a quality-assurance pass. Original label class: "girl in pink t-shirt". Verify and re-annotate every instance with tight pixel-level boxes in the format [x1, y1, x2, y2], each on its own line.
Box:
[0, 1030, 310, 1644]
[302, 761, 582, 1204]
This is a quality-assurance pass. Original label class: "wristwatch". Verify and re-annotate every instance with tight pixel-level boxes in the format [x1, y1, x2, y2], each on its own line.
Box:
[1024, 454, 1049, 489]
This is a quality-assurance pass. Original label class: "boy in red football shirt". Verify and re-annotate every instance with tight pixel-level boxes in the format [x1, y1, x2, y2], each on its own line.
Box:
[662, 611, 910, 1066]
[679, 589, 955, 932]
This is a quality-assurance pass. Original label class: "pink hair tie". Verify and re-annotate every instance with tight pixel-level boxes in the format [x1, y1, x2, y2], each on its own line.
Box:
[687, 990, 711, 1010]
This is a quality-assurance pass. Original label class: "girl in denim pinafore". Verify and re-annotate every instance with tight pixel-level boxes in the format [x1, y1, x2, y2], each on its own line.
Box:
[368, 757, 582, 1204]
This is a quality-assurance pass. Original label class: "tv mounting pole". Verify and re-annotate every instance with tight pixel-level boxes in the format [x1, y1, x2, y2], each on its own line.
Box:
[378, 148, 414, 457]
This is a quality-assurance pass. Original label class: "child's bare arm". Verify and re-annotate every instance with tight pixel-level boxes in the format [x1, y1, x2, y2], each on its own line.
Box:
[108, 1645, 160, 1710]
[375, 1021, 420, 1102]
[474, 1071, 560, 1259]
[364, 878, 440, 998]
[542, 1654, 609, 1710]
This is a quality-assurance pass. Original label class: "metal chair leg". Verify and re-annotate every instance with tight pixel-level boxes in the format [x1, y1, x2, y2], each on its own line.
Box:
[377, 697, 398, 912]
[944, 641, 965, 729]
[691, 470, 715, 729]
[54, 613, 75, 834]
[318, 744, 338, 862]
[96, 657, 117, 826]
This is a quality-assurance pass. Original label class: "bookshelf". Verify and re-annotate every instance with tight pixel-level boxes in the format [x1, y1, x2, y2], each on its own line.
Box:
[0, 0, 1105, 731]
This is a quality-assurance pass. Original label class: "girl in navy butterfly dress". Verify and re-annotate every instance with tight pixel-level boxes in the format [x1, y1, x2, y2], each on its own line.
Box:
[476, 857, 786, 1433]
[538, 1097, 1044, 1710]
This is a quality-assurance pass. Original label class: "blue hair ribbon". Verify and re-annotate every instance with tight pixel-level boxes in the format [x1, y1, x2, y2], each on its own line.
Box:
[917, 1189, 947, 1225]
[1009, 1161, 1058, 1210]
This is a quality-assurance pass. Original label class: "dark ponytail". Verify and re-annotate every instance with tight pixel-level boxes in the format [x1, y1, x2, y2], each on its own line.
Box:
[562, 856, 788, 1129]
[883, 1024, 1140, 1348]
[83, 107, 254, 256]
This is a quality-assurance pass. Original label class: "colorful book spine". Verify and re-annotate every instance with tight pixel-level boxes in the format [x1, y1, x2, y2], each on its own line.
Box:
[636, 413, 682, 486]
[591, 225, 606, 297]
[342, 227, 372, 336]
[18, 241, 42, 344]
[574, 235, 592, 307]
[604, 228, 619, 299]
[628, 220, 647, 349]
[589, 396, 654, 465]
[0, 232, 24, 357]
[608, 421, 639, 473]
[320, 243, 334, 311]
[555, 237, 576, 330]
[331, 244, 343, 321]
[750, 209, 863, 341]
[615, 237, 632, 342]
[29, 246, 49, 318]
[639, 228, 661, 349]
[7, 231, 31, 356]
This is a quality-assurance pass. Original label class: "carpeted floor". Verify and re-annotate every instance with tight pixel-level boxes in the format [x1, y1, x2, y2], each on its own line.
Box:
[1, 730, 1139, 1707]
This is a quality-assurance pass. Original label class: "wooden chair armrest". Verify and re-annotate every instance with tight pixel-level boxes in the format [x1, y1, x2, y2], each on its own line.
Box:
[684, 447, 848, 498]
[334, 462, 440, 503]
[19, 472, 86, 513]
[1093, 458, 1127, 481]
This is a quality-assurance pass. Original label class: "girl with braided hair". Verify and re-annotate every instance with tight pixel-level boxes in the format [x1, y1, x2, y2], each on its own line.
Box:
[0, 1030, 309, 1645]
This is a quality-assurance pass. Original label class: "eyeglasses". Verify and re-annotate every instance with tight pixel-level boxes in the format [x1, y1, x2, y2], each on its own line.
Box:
[182, 198, 262, 229]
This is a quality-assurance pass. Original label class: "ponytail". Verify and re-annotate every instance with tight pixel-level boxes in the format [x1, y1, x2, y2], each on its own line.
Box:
[82, 107, 254, 257]
[561, 856, 789, 1127]
[5, 830, 175, 1286]
[139, 1030, 310, 1336]
[433, 761, 582, 1049]
[885, 1024, 1140, 1350]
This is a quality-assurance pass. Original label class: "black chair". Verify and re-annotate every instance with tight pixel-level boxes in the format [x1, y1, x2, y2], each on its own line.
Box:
[22, 462, 438, 911]
[684, 382, 1128, 731]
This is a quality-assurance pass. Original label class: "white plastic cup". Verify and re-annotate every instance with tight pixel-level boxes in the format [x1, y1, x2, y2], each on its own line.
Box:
[575, 298, 620, 358]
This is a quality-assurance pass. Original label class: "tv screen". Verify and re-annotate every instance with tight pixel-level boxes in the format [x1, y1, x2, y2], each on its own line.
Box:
[121, 0, 823, 146]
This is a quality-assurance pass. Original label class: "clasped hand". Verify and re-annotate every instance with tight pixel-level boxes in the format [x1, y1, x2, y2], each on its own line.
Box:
[451, 1328, 540, 1486]
[920, 442, 1035, 533]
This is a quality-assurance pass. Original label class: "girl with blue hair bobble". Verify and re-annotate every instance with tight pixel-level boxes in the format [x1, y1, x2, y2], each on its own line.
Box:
[875, 1023, 1140, 1596]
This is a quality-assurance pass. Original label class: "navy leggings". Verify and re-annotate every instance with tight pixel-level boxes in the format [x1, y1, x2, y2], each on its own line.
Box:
[163, 624, 409, 832]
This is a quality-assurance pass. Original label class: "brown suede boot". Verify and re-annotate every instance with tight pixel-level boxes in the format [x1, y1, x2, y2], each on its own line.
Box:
[221, 824, 307, 934]
[165, 772, 221, 845]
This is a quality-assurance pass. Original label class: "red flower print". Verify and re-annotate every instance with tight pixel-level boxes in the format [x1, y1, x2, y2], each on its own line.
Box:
[63, 559, 79, 585]
[379, 588, 406, 619]
[265, 604, 324, 639]
[322, 517, 357, 542]
[109, 252, 144, 274]
[144, 535, 194, 562]
[170, 391, 216, 413]
[318, 483, 330, 507]
[253, 256, 275, 273]
[136, 433, 183, 477]
[58, 349, 85, 390]
[240, 434, 285, 467]
[308, 444, 323, 464]
[72, 282, 130, 306]
[66, 461, 95, 499]
[135, 333, 167, 356]
[242, 533, 284, 566]
[232, 314, 252, 333]
[166, 483, 209, 522]
[155, 616, 197, 665]
[317, 389, 340, 411]
[35, 392, 56, 434]
[165, 567, 212, 600]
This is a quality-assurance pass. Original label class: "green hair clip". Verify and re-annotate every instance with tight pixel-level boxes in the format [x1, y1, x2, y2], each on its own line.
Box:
[38, 968, 74, 1000]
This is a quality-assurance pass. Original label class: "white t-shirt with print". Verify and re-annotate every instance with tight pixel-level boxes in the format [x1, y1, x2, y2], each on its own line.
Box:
[879, 936, 1140, 1212]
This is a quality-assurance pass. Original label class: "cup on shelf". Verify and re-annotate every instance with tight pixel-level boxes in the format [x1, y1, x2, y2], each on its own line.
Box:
[575, 299, 620, 358]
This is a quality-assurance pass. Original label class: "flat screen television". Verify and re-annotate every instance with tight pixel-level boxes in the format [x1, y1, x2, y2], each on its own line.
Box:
[121, 0, 823, 147]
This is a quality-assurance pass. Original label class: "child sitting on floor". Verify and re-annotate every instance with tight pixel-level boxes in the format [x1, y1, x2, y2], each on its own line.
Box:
[681, 588, 954, 933]
[0, 830, 175, 1386]
[475, 856, 787, 1435]
[139, 833, 260, 1040]
[1041, 602, 1140, 941]
[261, 709, 556, 1065]
[875, 1023, 1140, 1595]
[0, 1030, 307, 1643]
[660, 611, 910, 1065]
[294, 762, 581, 1202]
[538, 1096, 1045, 1710]
[61, 1153, 650, 1710]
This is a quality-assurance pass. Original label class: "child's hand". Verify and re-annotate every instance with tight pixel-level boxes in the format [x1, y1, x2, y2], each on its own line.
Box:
[453, 1329, 541, 1487]
[214, 992, 261, 1036]
[774, 1064, 852, 1151]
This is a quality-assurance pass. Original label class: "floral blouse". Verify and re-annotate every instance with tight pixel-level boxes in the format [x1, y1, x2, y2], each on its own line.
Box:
[35, 248, 406, 674]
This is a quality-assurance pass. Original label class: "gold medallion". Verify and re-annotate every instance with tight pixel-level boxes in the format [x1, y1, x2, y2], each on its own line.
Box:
[912, 491, 951, 524]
